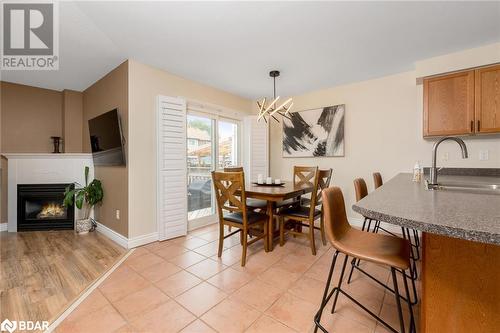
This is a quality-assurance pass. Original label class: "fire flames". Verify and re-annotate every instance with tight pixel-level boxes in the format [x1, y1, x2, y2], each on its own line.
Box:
[37, 203, 65, 219]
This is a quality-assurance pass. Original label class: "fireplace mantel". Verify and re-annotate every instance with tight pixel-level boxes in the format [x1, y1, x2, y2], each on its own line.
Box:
[4, 153, 94, 232]
[2, 153, 92, 159]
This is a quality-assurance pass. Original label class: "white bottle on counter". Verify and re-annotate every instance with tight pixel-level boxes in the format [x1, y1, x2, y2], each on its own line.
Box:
[413, 161, 422, 182]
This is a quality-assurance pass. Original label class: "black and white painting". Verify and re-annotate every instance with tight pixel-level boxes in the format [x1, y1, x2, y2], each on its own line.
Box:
[282, 104, 345, 157]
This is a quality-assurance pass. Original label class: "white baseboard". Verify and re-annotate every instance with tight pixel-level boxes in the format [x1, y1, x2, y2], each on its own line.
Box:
[95, 222, 158, 249]
[95, 222, 128, 249]
[0, 223, 7, 232]
[128, 232, 159, 248]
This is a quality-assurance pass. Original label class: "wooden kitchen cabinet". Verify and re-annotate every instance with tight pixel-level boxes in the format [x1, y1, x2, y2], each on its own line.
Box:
[423, 70, 475, 137]
[475, 64, 500, 133]
[423, 64, 500, 137]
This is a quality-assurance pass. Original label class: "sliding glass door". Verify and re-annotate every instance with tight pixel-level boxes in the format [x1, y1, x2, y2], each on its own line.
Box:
[218, 120, 238, 169]
[187, 114, 240, 223]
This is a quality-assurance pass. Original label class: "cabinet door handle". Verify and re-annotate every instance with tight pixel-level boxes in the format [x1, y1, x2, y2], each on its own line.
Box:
[471, 120, 474, 132]
[477, 120, 481, 132]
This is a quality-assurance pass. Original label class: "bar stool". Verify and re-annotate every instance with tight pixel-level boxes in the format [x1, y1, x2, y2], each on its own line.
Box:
[314, 187, 415, 333]
[347, 178, 418, 304]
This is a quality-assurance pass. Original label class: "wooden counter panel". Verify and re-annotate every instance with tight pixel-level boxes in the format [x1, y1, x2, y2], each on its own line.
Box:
[422, 233, 500, 332]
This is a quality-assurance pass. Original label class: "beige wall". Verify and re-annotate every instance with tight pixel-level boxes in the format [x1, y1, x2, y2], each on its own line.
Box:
[128, 60, 252, 238]
[269, 45, 500, 220]
[83, 61, 129, 237]
[62, 90, 84, 153]
[1, 81, 63, 153]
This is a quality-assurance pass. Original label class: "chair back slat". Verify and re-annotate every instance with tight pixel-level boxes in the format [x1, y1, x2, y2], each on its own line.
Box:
[353, 178, 368, 202]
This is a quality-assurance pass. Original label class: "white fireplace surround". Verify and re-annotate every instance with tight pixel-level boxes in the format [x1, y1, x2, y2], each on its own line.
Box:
[3, 153, 94, 232]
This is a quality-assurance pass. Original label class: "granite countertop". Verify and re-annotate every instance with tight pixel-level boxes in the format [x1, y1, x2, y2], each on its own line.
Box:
[352, 173, 500, 245]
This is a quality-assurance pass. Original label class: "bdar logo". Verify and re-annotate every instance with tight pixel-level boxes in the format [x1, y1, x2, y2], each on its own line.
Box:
[0, 319, 17, 333]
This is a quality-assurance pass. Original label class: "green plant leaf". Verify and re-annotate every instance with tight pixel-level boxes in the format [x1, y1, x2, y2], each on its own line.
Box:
[63, 188, 76, 207]
[86, 179, 104, 206]
[75, 191, 85, 210]
[84, 166, 89, 186]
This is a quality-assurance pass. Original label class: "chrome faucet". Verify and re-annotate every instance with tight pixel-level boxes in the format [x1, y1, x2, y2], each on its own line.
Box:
[428, 136, 468, 186]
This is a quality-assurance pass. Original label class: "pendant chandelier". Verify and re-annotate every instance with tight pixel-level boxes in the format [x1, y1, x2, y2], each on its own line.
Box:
[257, 70, 293, 123]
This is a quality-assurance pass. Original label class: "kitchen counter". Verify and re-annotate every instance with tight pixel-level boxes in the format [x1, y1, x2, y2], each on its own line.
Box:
[352, 173, 500, 245]
[352, 172, 500, 333]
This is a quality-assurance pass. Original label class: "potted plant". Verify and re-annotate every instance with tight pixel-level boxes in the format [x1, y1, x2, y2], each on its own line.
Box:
[63, 166, 104, 234]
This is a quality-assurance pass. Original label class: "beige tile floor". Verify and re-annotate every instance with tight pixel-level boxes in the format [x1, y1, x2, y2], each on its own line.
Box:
[57, 224, 420, 333]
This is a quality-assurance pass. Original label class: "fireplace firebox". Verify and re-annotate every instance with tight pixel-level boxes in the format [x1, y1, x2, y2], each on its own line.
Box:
[17, 184, 74, 231]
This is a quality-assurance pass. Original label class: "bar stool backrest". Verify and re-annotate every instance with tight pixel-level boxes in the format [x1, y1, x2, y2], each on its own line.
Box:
[322, 186, 351, 244]
[353, 178, 368, 202]
[373, 172, 383, 189]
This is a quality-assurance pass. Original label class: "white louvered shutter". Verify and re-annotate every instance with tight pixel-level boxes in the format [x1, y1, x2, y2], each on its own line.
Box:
[243, 115, 269, 182]
[157, 96, 187, 241]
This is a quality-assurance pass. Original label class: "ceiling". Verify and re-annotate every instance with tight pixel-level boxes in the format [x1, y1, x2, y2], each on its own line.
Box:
[2, 1, 499, 99]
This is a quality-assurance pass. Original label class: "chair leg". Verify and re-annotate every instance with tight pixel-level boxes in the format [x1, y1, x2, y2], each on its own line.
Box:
[402, 269, 416, 333]
[391, 267, 405, 333]
[217, 223, 224, 257]
[331, 254, 349, 314]
[314, 251, 339, 333]
[366, 219, 372, 232]
[279, 217, 285, 246]
[309, 222, 317, 255]
[264, 221, 269, 253]
[320, 212, 327, 246]
[346, 258, 357, 284]
[241, 229, 248, 266]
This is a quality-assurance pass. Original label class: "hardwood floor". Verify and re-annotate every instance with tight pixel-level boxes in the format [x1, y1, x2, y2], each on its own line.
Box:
[0, 230, 126, 325]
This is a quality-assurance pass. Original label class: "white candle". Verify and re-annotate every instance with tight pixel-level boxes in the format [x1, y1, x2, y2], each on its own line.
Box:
[257, 174, 263, 184]
[275, 179, 281, 184]
[266, 177, 272, 184]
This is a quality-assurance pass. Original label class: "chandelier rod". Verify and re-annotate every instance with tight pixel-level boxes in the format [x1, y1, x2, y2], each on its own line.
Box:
[273, 75, 276, 100]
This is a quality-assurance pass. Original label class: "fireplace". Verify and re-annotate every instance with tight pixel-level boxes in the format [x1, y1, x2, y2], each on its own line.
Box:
[17, 184, 75, 231]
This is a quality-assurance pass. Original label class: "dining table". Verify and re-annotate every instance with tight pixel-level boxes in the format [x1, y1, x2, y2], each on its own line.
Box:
[244, 181, 314, 251]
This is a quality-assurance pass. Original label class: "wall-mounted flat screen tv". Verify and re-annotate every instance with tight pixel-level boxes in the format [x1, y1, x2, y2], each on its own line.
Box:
[88, 109, 126, 166]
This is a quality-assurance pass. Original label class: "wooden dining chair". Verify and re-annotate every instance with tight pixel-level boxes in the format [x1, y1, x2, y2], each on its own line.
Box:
[212, 171, 269, 266]
[276, 166, 319, 209]
[301, 169, 333, 245]
[223, 166, 266, 234]
[278, 166, 321, 255]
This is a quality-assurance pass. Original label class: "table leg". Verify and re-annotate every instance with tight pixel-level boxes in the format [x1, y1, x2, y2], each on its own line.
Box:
[266, 201, 275, 251]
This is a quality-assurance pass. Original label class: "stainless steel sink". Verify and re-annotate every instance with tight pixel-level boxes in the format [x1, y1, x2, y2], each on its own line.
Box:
[426, 180, 500, 194]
